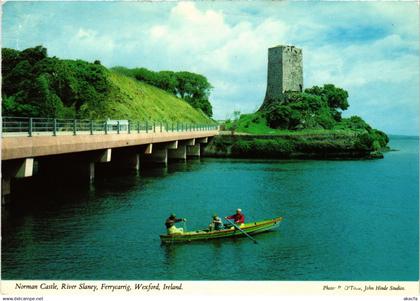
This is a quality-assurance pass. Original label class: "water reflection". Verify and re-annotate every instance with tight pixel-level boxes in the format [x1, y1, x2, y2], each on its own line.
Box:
[140, 165, 168, 177]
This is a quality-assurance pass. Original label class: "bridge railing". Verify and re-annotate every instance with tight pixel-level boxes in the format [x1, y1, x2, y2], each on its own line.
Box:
[1, 117, 218, 137]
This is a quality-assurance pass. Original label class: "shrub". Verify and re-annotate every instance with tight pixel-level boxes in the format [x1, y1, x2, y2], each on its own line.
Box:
[354, 132, 374, 150]
[370, 129, 389, 148]
[372, 140, 381, 151]
[211, 136, 230, 152]
[266, 105, 291, 129]
[231, 140, 252, 155]
[231, 139, 294, 157]
[315, 110, 335, 129]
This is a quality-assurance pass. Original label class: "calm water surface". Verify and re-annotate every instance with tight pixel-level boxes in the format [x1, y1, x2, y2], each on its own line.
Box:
[2, 136, 418, 280]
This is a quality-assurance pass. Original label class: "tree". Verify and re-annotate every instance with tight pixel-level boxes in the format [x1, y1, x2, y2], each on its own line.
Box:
[175, 71, 213, 117]
[1, 46, 110, 118]
[338, 116, 371, 130]
[3, 60, 32, 97]
[230, 110, 241, 135]
[31, 74, 65, 117]
[266, 104, 291, 129]
[305, 84, 349, 111]
[2, 48, 21, 75]
[20, 45, 47, 65]
[265, 93, 313, 130]
[157, 71, 178, 94]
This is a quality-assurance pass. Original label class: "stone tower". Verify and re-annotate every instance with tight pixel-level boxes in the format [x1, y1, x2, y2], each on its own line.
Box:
[260, 45, 303, 110]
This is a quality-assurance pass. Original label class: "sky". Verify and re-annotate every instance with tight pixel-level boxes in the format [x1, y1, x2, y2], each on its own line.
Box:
[2, 1, 419, 135]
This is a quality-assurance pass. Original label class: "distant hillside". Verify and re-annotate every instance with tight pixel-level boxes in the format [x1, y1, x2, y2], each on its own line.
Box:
[1, 46, 213, 124]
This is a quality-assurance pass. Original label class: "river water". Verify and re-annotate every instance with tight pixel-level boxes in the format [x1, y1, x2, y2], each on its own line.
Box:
[2, 136, 418, 280]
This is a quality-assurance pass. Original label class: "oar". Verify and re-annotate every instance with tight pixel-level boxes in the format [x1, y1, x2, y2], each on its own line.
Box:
[224, 218, 258, 244]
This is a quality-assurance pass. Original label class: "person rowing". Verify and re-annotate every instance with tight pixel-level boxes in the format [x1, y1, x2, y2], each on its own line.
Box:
[165, 213, 186, 235]
[225, 208, 245, 228]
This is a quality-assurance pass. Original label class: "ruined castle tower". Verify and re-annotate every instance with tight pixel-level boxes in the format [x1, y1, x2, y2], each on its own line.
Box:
[259, 45, 303, 110]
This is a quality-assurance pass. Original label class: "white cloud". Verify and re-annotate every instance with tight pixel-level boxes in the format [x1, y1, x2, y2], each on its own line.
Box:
[147, 3, 289, 75]
[71, 28, 115, 53]
[306, 42, 418, 89]
[61, 28, 117, 64]
[75, 28, 94, 40]
[3, 1, 418, 134]
[368, 2, 419, 37]
[141, 2, 292, 118]
[148, 2, 230, 53]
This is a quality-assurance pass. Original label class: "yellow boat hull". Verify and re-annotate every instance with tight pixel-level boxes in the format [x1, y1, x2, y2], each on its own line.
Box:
[160, 216, 283, 244]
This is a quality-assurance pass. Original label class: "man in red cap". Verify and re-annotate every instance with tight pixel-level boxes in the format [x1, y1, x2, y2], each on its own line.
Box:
[226, 208, 245, 227]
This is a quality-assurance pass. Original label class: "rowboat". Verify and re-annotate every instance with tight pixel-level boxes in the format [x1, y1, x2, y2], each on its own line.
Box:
[160, 216, 283, 244]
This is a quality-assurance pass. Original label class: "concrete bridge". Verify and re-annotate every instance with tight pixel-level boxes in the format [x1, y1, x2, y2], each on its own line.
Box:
[1, 117, 218, 203]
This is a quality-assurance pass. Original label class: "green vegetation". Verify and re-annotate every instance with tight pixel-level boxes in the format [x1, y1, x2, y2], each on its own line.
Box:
[264, 84, 348, 130]
[231, 139, 293, 157]
[224, 84, 388, 152]
[87, 71, 212, 122]
[2, 46, 213, 123]
[112, 66, 213, 117]
[205, 133, 384, 159]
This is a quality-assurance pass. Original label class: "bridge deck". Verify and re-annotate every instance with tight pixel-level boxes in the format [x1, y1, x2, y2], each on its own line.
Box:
[2, 130, 218, 161]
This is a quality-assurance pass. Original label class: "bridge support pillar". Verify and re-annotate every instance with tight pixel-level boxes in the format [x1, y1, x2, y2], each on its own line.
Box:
[2, 158, 34, 178]
[150, 147, 168, 165]
[63, 160, 96, 184]
[1, 158, 34, 204]
[145, 144, 153, 154]
[127, 153, 140, 171]
[187, 144, 201, 157]
[168, 144, 186, 161]
[185, 139, 195, 146]
[166, 141, 178, 150]
[97, 149, 112, 163]
[110, 148, 140, 172]
[141, 144, 168, 166]
[37, 154, 98, 184]
[196, 137, 208, 144]
[88, 162, 95, 183]
[89, 149, 114, 182]
[1, 177, 11, 204]
[17, 158, 34, 178]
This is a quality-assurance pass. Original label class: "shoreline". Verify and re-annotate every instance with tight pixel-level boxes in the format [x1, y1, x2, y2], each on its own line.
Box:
[203, 133, 388, 160]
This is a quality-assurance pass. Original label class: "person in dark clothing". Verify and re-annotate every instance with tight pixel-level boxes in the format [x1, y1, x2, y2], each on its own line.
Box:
[225, 208, 245, 226]
[165, 213, 186, 235]
[209, 214, 224, 231]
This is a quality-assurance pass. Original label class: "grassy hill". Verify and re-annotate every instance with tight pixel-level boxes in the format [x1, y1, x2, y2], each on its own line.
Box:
[225, 111, 357, 136]
[85, 70, 212, 123]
